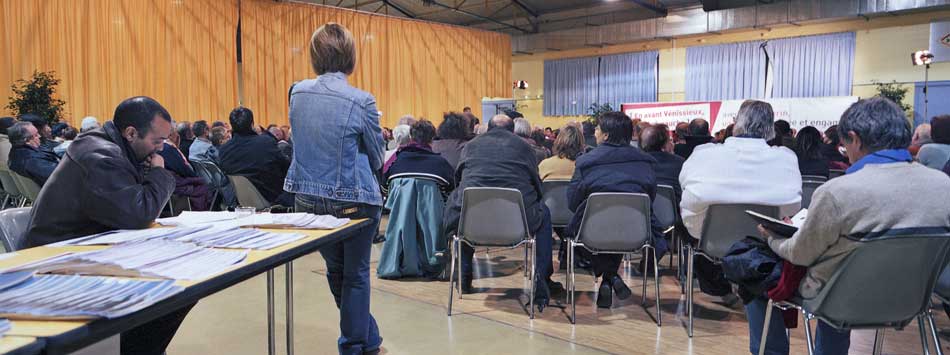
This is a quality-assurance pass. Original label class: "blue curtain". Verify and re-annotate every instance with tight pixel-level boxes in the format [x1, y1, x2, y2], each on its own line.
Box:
[685, 41, 768, 101]
[767, 32, 855, 98]
[543, 57, 600, 116]
[599, 51, 658, 109]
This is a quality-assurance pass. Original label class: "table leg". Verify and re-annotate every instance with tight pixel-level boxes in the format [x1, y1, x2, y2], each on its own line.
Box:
[286, 262, 295, 355]
[267, 269, 276, 355]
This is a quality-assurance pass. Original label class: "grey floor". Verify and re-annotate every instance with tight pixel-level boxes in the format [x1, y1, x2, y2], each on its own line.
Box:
[167, 245, 608, 355]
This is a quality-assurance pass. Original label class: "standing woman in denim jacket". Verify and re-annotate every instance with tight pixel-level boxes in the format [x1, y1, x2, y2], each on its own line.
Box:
[285, 23, 385, 355]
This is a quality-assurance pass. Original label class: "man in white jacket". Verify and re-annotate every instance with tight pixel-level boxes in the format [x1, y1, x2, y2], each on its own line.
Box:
[679, 100, 802, 241]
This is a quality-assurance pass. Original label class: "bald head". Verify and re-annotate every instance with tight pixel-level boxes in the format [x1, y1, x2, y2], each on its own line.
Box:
[489, 114, 513, 132]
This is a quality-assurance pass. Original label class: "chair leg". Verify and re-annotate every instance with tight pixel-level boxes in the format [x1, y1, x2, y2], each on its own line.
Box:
[447, 237, 457, 316]
[523, 244, 529, 278]
[529, 240, 535, 320]
[929, 308, 945, 355]
[668, 231, 675, 271]
[569, 239, 576, 324]
[872, 329, 886, 355]
[457, 238, 463, 298]
[802, 311, 815, 355]
[1, 194, 9, 210]
[686, 245, 695, 337]
[652, 244, 662, 327]
[758, 299, 774, 355]
[641, 246, 648, 307]
[918, 314, 932, 355]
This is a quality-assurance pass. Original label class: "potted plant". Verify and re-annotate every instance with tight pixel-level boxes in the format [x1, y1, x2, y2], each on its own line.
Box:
[587, 102, 614, 126]
[6, 70, 66, 125]
[872, 80, 912, 114]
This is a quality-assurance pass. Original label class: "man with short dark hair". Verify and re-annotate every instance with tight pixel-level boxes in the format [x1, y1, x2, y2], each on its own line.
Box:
[674, 118, 713, 159]
[640, 124, 685, 197]
[176, 122, 195, 158]
[25, 96, 190, 355]
[8, 121, 60, 186]
[443, 114, 560, 310]
[768, 119, 796, 149]
[566, 111, 667, 308]
[188, 120, 217, 163]
[218, 107, 293, 207]
[19, 113, 60, 152]
[52, 126, 78, 158]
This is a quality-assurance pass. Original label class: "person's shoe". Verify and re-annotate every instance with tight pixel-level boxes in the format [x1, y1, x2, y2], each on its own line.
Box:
[532, 276, 551, 313]
[461, 276, 474, 294]
[596, 279, 613, 308]
[610, 275, 632, 300]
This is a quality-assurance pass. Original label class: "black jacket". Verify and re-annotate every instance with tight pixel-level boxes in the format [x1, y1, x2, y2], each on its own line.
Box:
[566, 143, 663, 241]
[218, 132, 290, 204]
[8, 145, 60, 186]
[384, 145, 455, 188]
[431, 138, 465, 171]
[25, 121, 175, 247]
[646, 151, 684, 197]
[674, 135, 713, 159]
[179, 138, 194, 160]
[158, 143, 197, 178]
[798, 156, 830, 178]
[443, 128, 544, 236]
[722, 237, 784, 304]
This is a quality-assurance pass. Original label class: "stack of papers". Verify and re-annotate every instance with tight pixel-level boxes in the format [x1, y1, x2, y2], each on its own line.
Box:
[7, 240, 247, 280]
[52, 225, 214, 246]
[53, 225, 307, 251]
[0, 272, 183, 319]
[157, 211, 350, 229]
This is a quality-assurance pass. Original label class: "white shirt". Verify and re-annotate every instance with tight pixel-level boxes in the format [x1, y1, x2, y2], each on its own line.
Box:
[678, 137, 802, 239]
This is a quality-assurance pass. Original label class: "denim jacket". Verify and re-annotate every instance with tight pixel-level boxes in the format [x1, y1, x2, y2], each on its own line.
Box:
[284, 72, 385, 206]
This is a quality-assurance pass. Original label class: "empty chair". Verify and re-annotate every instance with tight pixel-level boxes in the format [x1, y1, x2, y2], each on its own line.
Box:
[10, 172, 40, 207]
[685, 204, 780, 337]
[801, 181, 824, 210]
[447, 187, 536, 319]
[567, 193, 661, 325]
[0, 207, 32, 252]
[541, 179, 572, 228]
[228, 175, 271, 211]
[757, 233, 950, 355]
[0, 170, 23, 209]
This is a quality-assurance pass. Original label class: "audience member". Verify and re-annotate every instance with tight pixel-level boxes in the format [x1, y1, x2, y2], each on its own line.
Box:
[383, 120, 454, 186]
[212, 120, 228, 129]
[513, 117, 550, 163]
[25, 96, 191, 354]
[176, 122, 195, 158]
[0, 117, 16, 170]
[443, 114, 560, 311]
[749, 97, 950, 355]
[821, 125, 849, 169]
[268, 126, 293, 161]
[397, 114, 416, 127]
[431, 112, 469, 170]
[918, 115, 950, 170]
[210, 126, 230, 147]
[640, 124, 684, 197]
[582, 121, 597, 149]
[673, 122, 689, 144]
[680, 101, 801, 240]
[80, 116, 100, 132]
[538, 124, 584, 181]
[285, 23, 384, 355]
[159, 129, 212, 211]
[910, 123, 932, 157]
[674, 118, 713, 159]
[51, 122, 68, 142]
[463, 112, 479, 139]
[52, 126, 77, 158]
[218, 107, 293, 207]
[566, 111, 667, 308]
[7, 121, 59, 186]
[630, 119, 650, 148]
[188, 120, 217, 163]
[462, 106, 472, 113]
[386, 125, 410, 161]
[768, 120, 796, 149]
[795, 126, 830, 178]
[19, 113, 60, 152]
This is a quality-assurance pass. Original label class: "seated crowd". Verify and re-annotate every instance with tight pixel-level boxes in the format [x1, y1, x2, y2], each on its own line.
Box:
[3, 89, 949, 355]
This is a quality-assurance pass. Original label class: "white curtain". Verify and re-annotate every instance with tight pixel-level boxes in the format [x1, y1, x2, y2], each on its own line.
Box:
[599, 51, 658, 109]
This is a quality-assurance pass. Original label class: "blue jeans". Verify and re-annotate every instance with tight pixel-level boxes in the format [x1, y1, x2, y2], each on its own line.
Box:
[296, 195, 382, 355]
[745, 298, 851, 355]
[461, 205, 554, 283]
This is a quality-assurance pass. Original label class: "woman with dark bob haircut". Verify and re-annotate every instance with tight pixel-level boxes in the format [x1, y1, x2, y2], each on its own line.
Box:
[431, 112, 470, 170]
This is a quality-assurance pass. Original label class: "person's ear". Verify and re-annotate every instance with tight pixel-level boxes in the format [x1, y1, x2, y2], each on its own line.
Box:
[847, 131, 862, 150]
[123, 126, 138, 142]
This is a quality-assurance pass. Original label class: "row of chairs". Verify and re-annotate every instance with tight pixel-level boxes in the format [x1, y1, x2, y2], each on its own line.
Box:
[0, 169, 41, 209]
[444, 185, 950, 355]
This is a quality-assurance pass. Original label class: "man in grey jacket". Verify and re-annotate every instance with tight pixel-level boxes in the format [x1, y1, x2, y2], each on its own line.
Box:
[749, 97, 950, 355]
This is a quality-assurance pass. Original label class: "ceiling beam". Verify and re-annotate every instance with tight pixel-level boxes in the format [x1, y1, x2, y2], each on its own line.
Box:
[626, 0, 667, 16]
[510, 0, 538, 18]
[383, 0, 415, 18]
[422, 0, 534, 33]
[346, 0, 383, 8]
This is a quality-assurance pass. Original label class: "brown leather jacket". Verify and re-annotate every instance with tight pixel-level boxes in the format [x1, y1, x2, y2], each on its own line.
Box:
[25, 121, 175, 247]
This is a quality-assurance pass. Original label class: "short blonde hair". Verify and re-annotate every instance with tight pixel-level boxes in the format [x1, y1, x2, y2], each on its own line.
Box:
[310, 23, 356, 75]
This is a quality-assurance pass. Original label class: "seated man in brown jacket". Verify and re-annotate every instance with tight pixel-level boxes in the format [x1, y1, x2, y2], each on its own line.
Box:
[25, 96, 190, 355]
